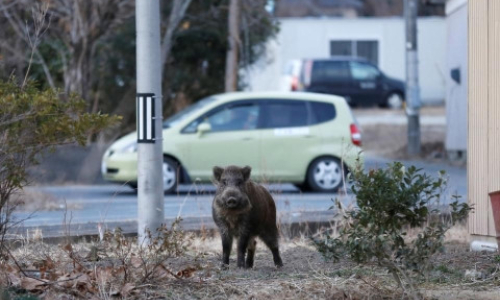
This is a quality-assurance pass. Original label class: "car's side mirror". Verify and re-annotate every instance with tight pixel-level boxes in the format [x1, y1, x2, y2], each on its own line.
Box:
[197, 122, 211, 137]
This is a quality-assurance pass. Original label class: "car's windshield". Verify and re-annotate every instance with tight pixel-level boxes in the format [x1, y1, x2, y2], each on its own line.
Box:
[163, 96, 217, 128]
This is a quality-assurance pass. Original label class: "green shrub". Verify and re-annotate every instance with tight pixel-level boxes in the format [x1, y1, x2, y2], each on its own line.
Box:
[314, 161, 472, 292]
[0, 79, 121, 247]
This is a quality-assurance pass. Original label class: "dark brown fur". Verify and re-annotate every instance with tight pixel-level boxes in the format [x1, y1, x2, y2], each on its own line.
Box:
[212, 165, 283, 269]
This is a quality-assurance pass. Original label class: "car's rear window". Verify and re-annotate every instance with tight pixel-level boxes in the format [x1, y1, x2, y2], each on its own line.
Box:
[311, 61, 350, 83]
[262, 101, 308, 128]
[310, 101, 336, 124]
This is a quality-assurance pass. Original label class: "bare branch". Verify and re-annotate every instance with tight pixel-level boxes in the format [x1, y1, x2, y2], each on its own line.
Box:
[161, 0, 193, 68]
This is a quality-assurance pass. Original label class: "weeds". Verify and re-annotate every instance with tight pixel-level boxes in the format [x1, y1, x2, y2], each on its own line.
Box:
[313, 161, 473, 299]
[1, 218, 195, 299]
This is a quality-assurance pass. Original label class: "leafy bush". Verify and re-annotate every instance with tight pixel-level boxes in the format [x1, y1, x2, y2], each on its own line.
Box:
[0, 79, 121, 247]
[314, 161, 472, 293]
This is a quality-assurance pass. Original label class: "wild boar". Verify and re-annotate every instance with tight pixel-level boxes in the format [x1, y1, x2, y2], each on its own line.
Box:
[212, 165, 283, 269]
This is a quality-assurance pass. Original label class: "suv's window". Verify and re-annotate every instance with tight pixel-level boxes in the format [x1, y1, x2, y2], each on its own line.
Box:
[311, 61, 350, 83]
[262, 101, 308, 128]
[350, 61, 380, 80]
[183, 103, 260, 133]
[310, 101, 336, 125]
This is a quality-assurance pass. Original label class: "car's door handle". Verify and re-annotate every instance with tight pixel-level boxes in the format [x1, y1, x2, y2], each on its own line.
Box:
[241, 137, 253, 141]
[304, 135, 315, 138]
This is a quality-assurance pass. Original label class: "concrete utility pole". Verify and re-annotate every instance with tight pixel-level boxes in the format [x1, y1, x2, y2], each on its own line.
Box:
[136, 0, 164, 245]
[404, 0, 421, 155]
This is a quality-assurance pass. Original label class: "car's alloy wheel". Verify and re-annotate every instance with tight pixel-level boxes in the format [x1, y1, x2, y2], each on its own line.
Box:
[162, 157, 178, 194]
[386, 93, 404, 109]
[307, 157, 344, 193]
[128, 157, 178, 193]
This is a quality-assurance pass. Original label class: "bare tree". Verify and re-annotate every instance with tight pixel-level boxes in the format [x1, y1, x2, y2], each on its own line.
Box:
[0, 0, 134, 104]
[161, 0, 192, 70]
[106, 0, 193, 134]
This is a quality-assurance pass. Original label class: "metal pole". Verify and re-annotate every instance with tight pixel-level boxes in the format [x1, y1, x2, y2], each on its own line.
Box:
[136, 0, 164, 245]
[404, 0, 421, 156]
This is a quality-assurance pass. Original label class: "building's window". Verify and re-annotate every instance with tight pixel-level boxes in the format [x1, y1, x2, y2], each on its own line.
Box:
[330, 40, 379, 65]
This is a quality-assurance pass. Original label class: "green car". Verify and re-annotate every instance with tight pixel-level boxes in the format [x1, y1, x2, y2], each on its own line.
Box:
[101, 91, 363, 193]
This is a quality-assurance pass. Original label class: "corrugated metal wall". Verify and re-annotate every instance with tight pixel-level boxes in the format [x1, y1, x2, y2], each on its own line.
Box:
[469, 0, 500, 237]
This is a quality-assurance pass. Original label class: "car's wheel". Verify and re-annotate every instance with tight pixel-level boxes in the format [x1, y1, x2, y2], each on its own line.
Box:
[382, 92, 404, 109]
[307, 157, 345, 193]
[162, 157, 178, 194]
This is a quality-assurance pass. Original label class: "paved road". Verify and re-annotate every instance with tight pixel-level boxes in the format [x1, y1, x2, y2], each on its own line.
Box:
[356, 114, 445, 126]
[9, 155, 466, 237]
[353, 107, 446, 126]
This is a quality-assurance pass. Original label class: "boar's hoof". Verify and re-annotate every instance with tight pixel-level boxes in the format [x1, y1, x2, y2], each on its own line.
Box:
[275, 261, 284, 268]
[220, 263, 229, 270]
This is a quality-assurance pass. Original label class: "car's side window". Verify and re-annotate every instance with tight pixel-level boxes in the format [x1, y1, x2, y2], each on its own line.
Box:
[310, 61, 350, 83]
[309, 101, 336, 125]
[262, 101, 308, 129]
[207, 104, 259, 132]
[350, 62, 380, 81]
[182, 102, 260, 133]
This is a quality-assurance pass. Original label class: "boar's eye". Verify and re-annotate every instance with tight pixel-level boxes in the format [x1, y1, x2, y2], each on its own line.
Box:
[221, 179, 227, 186]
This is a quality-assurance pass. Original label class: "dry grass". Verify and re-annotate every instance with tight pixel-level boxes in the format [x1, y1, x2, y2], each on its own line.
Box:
[1, 223, 499, 300]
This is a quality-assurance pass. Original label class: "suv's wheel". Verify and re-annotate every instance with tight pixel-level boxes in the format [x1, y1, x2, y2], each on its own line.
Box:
[307, 157, 344, 193]
[382, 92, 404, 109]
[162, 157, 178, 194]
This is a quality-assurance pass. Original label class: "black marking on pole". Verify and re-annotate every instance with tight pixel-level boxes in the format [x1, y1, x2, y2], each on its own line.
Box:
[137, 93, 156, 143]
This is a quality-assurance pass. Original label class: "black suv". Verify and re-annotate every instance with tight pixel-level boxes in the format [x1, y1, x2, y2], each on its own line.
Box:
[297, 57, 406, 109]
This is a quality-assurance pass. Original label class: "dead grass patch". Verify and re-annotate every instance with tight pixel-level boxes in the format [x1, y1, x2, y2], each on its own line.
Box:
[0, 223, 499, 299]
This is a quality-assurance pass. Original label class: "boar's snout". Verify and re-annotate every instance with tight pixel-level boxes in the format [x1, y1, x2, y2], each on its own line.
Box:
[221, 188, 249, 210]
[226, 197, 238, 208]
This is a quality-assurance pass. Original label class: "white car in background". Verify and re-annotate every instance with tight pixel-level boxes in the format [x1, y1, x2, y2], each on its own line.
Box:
[280, 59, 302, 91]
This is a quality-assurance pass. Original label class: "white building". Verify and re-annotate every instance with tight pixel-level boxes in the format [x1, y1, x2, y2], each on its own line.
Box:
[245, 17, 446, 105]
[445, 0, 467, 159]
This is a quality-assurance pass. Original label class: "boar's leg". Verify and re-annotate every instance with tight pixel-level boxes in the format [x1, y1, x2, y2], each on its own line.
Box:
[246, 237, 257, 268]
[237, 234, 252, 268]
[260, 231, 284, 268]
[220, 231, 233, 266]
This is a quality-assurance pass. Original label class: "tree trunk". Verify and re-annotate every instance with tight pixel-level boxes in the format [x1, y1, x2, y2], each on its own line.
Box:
[225, 0, 240, 92]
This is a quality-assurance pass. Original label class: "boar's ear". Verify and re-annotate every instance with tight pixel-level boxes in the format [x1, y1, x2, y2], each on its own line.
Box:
[213, 166, 224, 182]
[241, 166, 252, 181]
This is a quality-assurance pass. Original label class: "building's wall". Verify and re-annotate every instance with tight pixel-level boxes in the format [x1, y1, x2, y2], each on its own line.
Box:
[468, 0, 500, 240]
[245, 17, 446, 104]
[445, 0, 467, 153]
